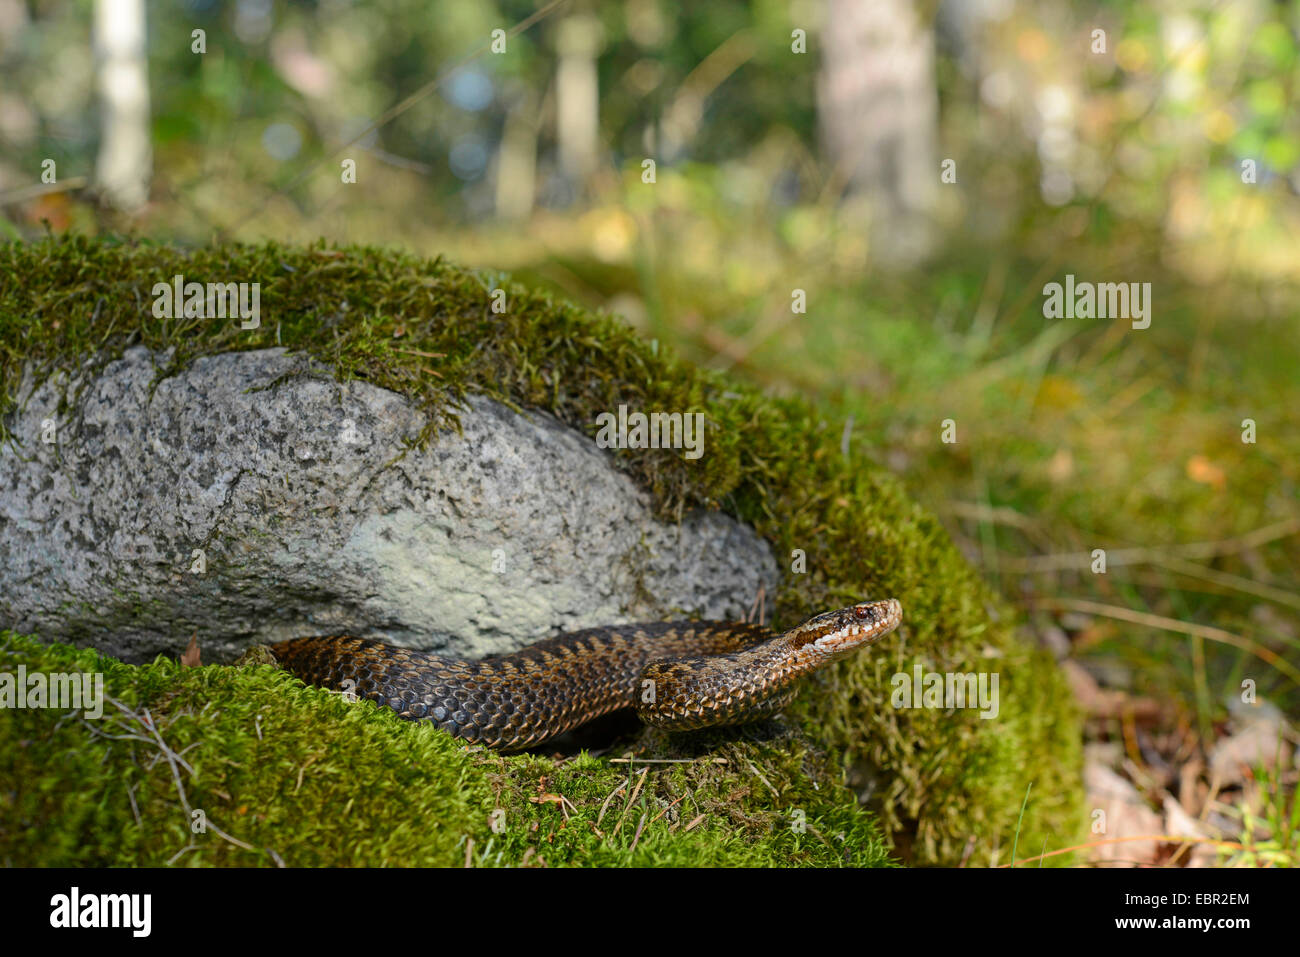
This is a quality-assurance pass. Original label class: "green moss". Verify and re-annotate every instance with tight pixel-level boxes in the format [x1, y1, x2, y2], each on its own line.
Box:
[0, 632, 890, 866]
[0, 236, 1084, 865]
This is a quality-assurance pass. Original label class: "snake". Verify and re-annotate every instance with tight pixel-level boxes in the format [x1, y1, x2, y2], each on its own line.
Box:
[271, 598, 902, 751]
[274, 595, 904, 748]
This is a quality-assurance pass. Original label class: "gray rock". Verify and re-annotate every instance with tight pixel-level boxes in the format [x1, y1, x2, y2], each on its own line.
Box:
[0, 347, 778, 664]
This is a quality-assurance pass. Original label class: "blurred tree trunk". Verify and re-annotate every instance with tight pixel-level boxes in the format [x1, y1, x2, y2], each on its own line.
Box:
[818, 0, 939, 266]
[555, 13, 602, 200]
[93, 0, 152, 211]
[495, 90, 539, 220]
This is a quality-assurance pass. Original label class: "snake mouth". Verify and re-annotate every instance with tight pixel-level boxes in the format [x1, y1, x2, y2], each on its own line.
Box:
[803, 598, 903, 653]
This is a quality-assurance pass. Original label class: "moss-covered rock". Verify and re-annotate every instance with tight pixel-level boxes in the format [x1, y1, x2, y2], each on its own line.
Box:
[0, 236, 1084, 865]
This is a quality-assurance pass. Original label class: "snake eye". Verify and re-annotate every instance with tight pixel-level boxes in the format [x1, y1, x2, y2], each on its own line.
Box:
[854, 605, 870, 620]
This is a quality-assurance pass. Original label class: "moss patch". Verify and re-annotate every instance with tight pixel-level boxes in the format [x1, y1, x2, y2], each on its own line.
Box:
[0, 236, 1084, 865]
[0, 632, 891, 866]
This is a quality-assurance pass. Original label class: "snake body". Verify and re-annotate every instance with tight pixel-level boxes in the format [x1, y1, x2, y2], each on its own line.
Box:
[271, 598, 902, 750]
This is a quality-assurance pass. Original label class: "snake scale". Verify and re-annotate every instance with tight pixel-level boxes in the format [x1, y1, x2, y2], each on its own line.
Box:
[272, 598, 902, 751]
[274, 598, 904, 748]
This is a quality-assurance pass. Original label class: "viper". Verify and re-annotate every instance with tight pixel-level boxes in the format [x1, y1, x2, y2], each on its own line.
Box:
[272, 598, 902, 751]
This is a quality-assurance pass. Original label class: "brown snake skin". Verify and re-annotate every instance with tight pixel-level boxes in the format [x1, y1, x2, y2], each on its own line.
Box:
[271, 598, 902, 750]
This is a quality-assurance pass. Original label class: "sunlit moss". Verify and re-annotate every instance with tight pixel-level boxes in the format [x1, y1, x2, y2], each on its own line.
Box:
[0, 631, 893, 866]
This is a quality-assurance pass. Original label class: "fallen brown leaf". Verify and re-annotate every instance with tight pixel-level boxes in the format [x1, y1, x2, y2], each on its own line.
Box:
[180, 634, 201, 668]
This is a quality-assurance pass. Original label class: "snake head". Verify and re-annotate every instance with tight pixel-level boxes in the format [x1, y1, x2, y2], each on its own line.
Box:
[636, 599, 904, 733]
[787, 598, 903, 660]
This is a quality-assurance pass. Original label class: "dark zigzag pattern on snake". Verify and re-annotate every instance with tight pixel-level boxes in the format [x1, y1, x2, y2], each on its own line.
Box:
[272, 599, 903, 751]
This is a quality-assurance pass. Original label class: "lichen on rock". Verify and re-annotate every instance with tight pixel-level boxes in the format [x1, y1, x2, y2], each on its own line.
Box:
[1, 346, 776, 664]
